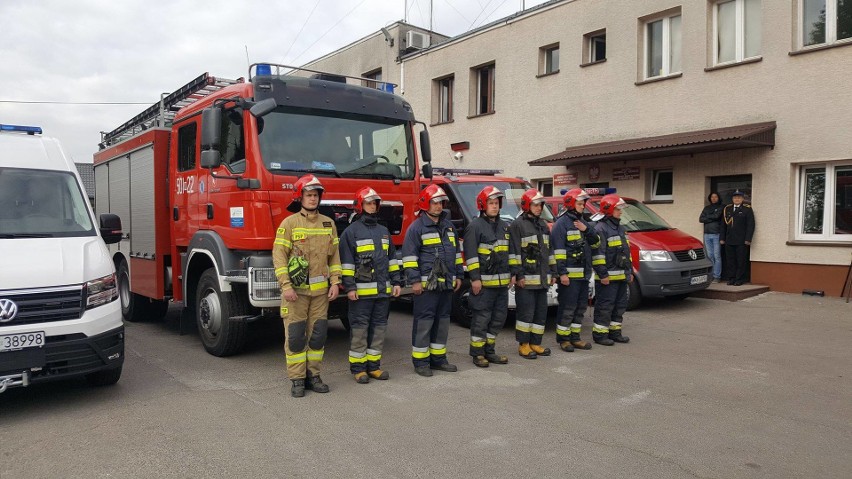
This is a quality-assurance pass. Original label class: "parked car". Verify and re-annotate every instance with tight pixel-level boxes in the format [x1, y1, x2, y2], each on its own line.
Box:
[0, 124, 125, 393]
[546, 189, 712, 309]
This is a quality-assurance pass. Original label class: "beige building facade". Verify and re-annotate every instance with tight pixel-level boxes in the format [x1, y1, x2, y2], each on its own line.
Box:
[304, 0, 852, 296]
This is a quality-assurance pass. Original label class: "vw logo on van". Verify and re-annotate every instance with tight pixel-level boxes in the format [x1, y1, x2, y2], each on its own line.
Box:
[0, 299, 18, 322]
[688, 249, 698, 260]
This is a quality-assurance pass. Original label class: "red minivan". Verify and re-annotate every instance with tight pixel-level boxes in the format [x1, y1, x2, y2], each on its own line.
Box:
[546, 188, 712, 309]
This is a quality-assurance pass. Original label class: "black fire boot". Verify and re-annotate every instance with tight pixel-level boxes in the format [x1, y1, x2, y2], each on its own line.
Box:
[609, 330, 630, 343]
[431, 362, 458, 372]
[415, 366, 434, 377]
[291, 379, 305, 398]
[593, 332, 615, 346]
[484, 342, 508, 364]
[305, 374, 330, 393]
[473, 355, 490, 368]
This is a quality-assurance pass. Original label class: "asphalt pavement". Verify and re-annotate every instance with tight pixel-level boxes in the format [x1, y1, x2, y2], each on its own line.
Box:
[1, 292, 850, 478]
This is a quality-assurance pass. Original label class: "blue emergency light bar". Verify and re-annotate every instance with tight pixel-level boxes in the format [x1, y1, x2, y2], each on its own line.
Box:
[0, 124, 42, 135]
[433, 168, 504, 176]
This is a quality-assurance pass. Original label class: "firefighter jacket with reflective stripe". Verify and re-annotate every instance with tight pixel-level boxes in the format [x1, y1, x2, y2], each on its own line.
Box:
[463, 214, 511, 287]
[552, 211, 600, 280]
[402, 211, 463, 287]
[592, 216, 633, 282]
[508, 212, 556, 289]
[272, 208, 342, 296]
[338, 214, 402, 298]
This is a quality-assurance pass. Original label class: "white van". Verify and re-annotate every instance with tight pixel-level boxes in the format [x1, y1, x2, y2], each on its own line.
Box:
[0, 124, 124, 393]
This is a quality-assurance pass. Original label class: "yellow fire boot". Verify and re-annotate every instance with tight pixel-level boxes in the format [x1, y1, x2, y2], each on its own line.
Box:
[518, 343, 538, 359]
[354, 372, 370, 384]
[367, 370, 389, 380]
[529, 344, 551, 356]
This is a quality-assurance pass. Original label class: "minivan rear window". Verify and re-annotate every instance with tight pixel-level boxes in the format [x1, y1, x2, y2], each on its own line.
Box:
[0, 168, 96, 238]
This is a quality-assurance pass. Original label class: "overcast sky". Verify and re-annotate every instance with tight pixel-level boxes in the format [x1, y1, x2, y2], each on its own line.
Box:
[0, 0, 549, 164]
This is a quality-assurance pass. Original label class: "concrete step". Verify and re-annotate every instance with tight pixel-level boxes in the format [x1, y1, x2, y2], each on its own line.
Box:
[692, 282, 770, 301]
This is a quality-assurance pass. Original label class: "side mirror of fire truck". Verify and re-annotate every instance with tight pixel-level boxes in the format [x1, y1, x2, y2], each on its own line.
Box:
[99, 213, 123, 245]
[249, 98, 277, 118]
[419, 129, 432, 179]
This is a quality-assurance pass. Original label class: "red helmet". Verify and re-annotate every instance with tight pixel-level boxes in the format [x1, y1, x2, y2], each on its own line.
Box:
[354, 186, 382, 214]
[476, 186, 504, 212]
[599, 194, 626, 216]
[563, 188, 590, 211]
[520, 189, 545, 212]
[294, 174, 324, 198]
[418, 184, 449, 211]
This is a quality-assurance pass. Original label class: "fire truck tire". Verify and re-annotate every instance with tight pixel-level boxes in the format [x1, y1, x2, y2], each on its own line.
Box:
[451, 280, 473, 328]
[118, 259, 159, 322]
[627, 279, 642, 311]
[85, 365, 123, 387]
[195, 268, 248, 357]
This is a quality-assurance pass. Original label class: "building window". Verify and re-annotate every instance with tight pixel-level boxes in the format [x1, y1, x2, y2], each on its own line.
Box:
[537, 180, 554, 197]
[177, 123, 197, 172]
[540, 44, 560, 74]
[651, 169, 673, 200]
[471, 63, 495, 116]
[801, 0, 852, 47]
[363, 69, 382, 89]
[798, 162, 852, 239]
[435, 76, 454, 124]
[714, 0, 762, 65]
[584, 30, 607, 63]
[644, 13, 682, 79]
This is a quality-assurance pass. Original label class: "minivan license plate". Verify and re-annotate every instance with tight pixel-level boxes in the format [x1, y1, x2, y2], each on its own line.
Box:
[0, 331, 46, 352]
[690, 275, 708, 285]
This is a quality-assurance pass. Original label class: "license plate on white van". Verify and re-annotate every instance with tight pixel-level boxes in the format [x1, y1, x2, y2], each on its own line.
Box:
[690, 275, 708, 285]
[0, 331, 45, 352]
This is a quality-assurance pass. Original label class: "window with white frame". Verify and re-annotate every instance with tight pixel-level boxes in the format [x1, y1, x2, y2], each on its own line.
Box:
[583, 30, 607, 64]
[714, 0, 762, 64]
[435, 76, 454, 124]
[651, 170, 673, 200]
[798, 162, 852, 239]
[644, 13, 682, 79]
[802, 0, 852, 47]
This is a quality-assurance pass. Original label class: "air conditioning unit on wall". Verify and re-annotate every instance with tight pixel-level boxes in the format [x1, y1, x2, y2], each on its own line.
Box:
[406, 30, 431, 50]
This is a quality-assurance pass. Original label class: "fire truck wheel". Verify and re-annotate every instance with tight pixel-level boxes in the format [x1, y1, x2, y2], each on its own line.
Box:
[195, 268, 248, 357]
[451, 280, 473, 328]
[118, 259, 160, 322]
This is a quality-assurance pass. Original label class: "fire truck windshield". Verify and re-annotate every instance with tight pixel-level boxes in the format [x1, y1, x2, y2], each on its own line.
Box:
[257, 107, 415, 180]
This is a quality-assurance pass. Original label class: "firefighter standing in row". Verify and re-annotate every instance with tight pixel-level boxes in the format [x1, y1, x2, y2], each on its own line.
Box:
[591, 194, 632, 346]
[552, 188, 599, 352]
[339, 187, 402, 384]
[509, 189, 557, 359]
[402, 184, 463, 376]
[273, 175, 342, 397]
[464, 186, 511, 368]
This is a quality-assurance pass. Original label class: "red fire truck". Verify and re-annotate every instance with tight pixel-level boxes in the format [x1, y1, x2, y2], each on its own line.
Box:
[94, 64, 433, 356]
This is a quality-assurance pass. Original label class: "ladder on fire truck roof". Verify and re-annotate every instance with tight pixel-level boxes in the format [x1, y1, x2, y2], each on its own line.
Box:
[100, 72, 243, 148]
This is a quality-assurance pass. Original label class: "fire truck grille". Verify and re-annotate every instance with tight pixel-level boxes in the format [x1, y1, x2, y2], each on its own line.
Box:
[0, 286, 84, 327]
[673, 249, 706, 262]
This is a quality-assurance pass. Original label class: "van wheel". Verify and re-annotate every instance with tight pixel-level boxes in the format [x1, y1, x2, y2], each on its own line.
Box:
[451, 280, 473, 328]
[195, 268, 248, 357]
[627, 279, 642, 310]
[85, 366, 123, 387]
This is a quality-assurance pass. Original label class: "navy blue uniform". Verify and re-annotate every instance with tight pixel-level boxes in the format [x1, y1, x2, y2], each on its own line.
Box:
[401, 211, 464, 368]
[463, 214, 511, 358]
[509, 212, 556, 346]
[592, 216, 632, 338]
[339, 214, 402, 374]
[552, 211, 600, 343]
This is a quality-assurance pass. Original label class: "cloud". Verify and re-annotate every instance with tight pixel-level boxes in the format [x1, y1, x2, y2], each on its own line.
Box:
[0, 0, 549, 163]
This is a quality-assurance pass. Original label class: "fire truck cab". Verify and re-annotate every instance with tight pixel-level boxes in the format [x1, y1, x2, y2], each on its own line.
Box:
[94, 64, 432, 356]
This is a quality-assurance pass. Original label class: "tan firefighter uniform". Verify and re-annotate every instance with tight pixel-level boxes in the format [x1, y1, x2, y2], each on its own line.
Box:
[273, 209, 342, 379]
